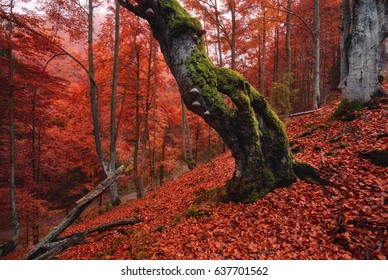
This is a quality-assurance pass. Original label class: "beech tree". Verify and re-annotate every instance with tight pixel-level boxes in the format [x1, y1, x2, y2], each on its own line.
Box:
[341, 0, 388, 103]
[117, 0, 313, 202]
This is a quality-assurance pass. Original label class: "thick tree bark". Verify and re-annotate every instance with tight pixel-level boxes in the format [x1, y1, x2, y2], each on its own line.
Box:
[313, 0, 321, 109]
[342, 0, 388, 104]
[119, 0, 300, 202]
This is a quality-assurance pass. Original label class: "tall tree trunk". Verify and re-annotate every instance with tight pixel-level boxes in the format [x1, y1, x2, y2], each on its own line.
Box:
[119, 0, 306, 202]
[342, 0, 388, 103]
[31, 89, 38, 183]
[181, 99, 195, 169]
[274, 26, 279, 82]
[285, 0, 292, 74]
[214, 0, 223, 67]
[312, 0, 321, 109]
[7, 0, 20, 253]
[134, 47, 144, 198]
[340, 0, 351, 86]
[260, 8, 267, 96]
[140, 35, 154, 194]
[228, 0, 236, 71]
[88, 0, 107, 175]
[151, 43, 158, 189]
[109, 0, 121, 206]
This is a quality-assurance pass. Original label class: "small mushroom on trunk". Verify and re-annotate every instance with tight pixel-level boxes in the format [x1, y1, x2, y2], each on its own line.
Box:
[145, 8, 155, 18]
[203, 110, 210, 116]
[198, 29, 207, 36]
[190, 88, 200, 95]
[192, 34, 199, 41]
[192, 101, 201, 108]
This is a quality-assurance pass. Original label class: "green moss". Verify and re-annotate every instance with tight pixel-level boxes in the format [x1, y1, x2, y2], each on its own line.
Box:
[243, 188, 270, 204]
[185, 46, 233, 122]
[186, 206, 211, 218]
[155, 224, 165, 233]
[172, 212, 184, 223]
[330, 99, 362, 121]
[292, 161, 322, 185]
[193, 186, 226, 205]
[159, 0, 202, 37]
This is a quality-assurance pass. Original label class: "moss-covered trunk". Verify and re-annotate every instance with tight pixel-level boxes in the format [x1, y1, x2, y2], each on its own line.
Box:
[119, 0, 299, 202]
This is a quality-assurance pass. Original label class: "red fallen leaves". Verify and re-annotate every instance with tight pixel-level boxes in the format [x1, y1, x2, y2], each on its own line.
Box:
[38, 96, 388, 260]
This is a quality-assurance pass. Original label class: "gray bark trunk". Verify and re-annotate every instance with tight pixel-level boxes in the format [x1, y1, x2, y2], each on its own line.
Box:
[313, 0, 321, 109]
[340, 0, 351, 85]
[109, 0, 121, 206]
[286, 0, 292, 73]
[343, 0, 388, 103]
[134, 47, 145, 198]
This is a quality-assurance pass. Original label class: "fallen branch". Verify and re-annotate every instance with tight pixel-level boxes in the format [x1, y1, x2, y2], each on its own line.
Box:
[58, 218, 142, 242]
[24, 165, 125, 260]
[37, 218, 142, 260]
[290, 108, 322, 117]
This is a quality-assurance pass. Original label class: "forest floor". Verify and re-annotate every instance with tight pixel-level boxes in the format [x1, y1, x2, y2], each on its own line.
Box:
[3, 94, 387, 260]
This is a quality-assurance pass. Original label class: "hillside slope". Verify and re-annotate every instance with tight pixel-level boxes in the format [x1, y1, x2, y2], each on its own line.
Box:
[7, 97, 388, 260]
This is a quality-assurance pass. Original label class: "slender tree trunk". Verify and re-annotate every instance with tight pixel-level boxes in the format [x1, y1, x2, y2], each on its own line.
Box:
[181, 99, 194, 169]
[88, 0, 107, 175]
[31, 89, 38, 183]
[312, 0, 321, 109]
[109, 0, 121, 206]
[7, 0, 20, 252]
[140, 35, 154, 193]
[181, 99, 186, 160]
[261, 8, 267, 96]
[214, 0, 223, 67]
[134, 47, 144, 198]
[285, 0, 292, 74]
[159, 135, 166, 187]
[274, 26, 279, 82]
[151, 43, 157, 188]
[229, 0, 236, 70]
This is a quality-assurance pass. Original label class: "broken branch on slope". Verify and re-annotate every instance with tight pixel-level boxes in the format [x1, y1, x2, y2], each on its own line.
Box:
[24, 165, 126, 260]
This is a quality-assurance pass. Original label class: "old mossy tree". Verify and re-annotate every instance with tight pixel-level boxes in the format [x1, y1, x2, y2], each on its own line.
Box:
[118, 0, 316, 202]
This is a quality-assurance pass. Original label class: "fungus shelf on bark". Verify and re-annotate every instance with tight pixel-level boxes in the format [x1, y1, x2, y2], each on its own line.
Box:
[198, 29, 207, 36]
[192, 101, 201, 108]
[190, 88, 200, 95]
[145, 8, 155, 18]
[192, 34, 199, 41]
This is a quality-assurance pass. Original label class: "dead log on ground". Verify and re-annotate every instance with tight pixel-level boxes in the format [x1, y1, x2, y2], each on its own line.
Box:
[290, 108, 322, 117]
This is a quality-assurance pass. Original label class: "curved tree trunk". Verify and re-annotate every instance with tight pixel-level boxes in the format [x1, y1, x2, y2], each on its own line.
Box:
[119, 0, 299, 202]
